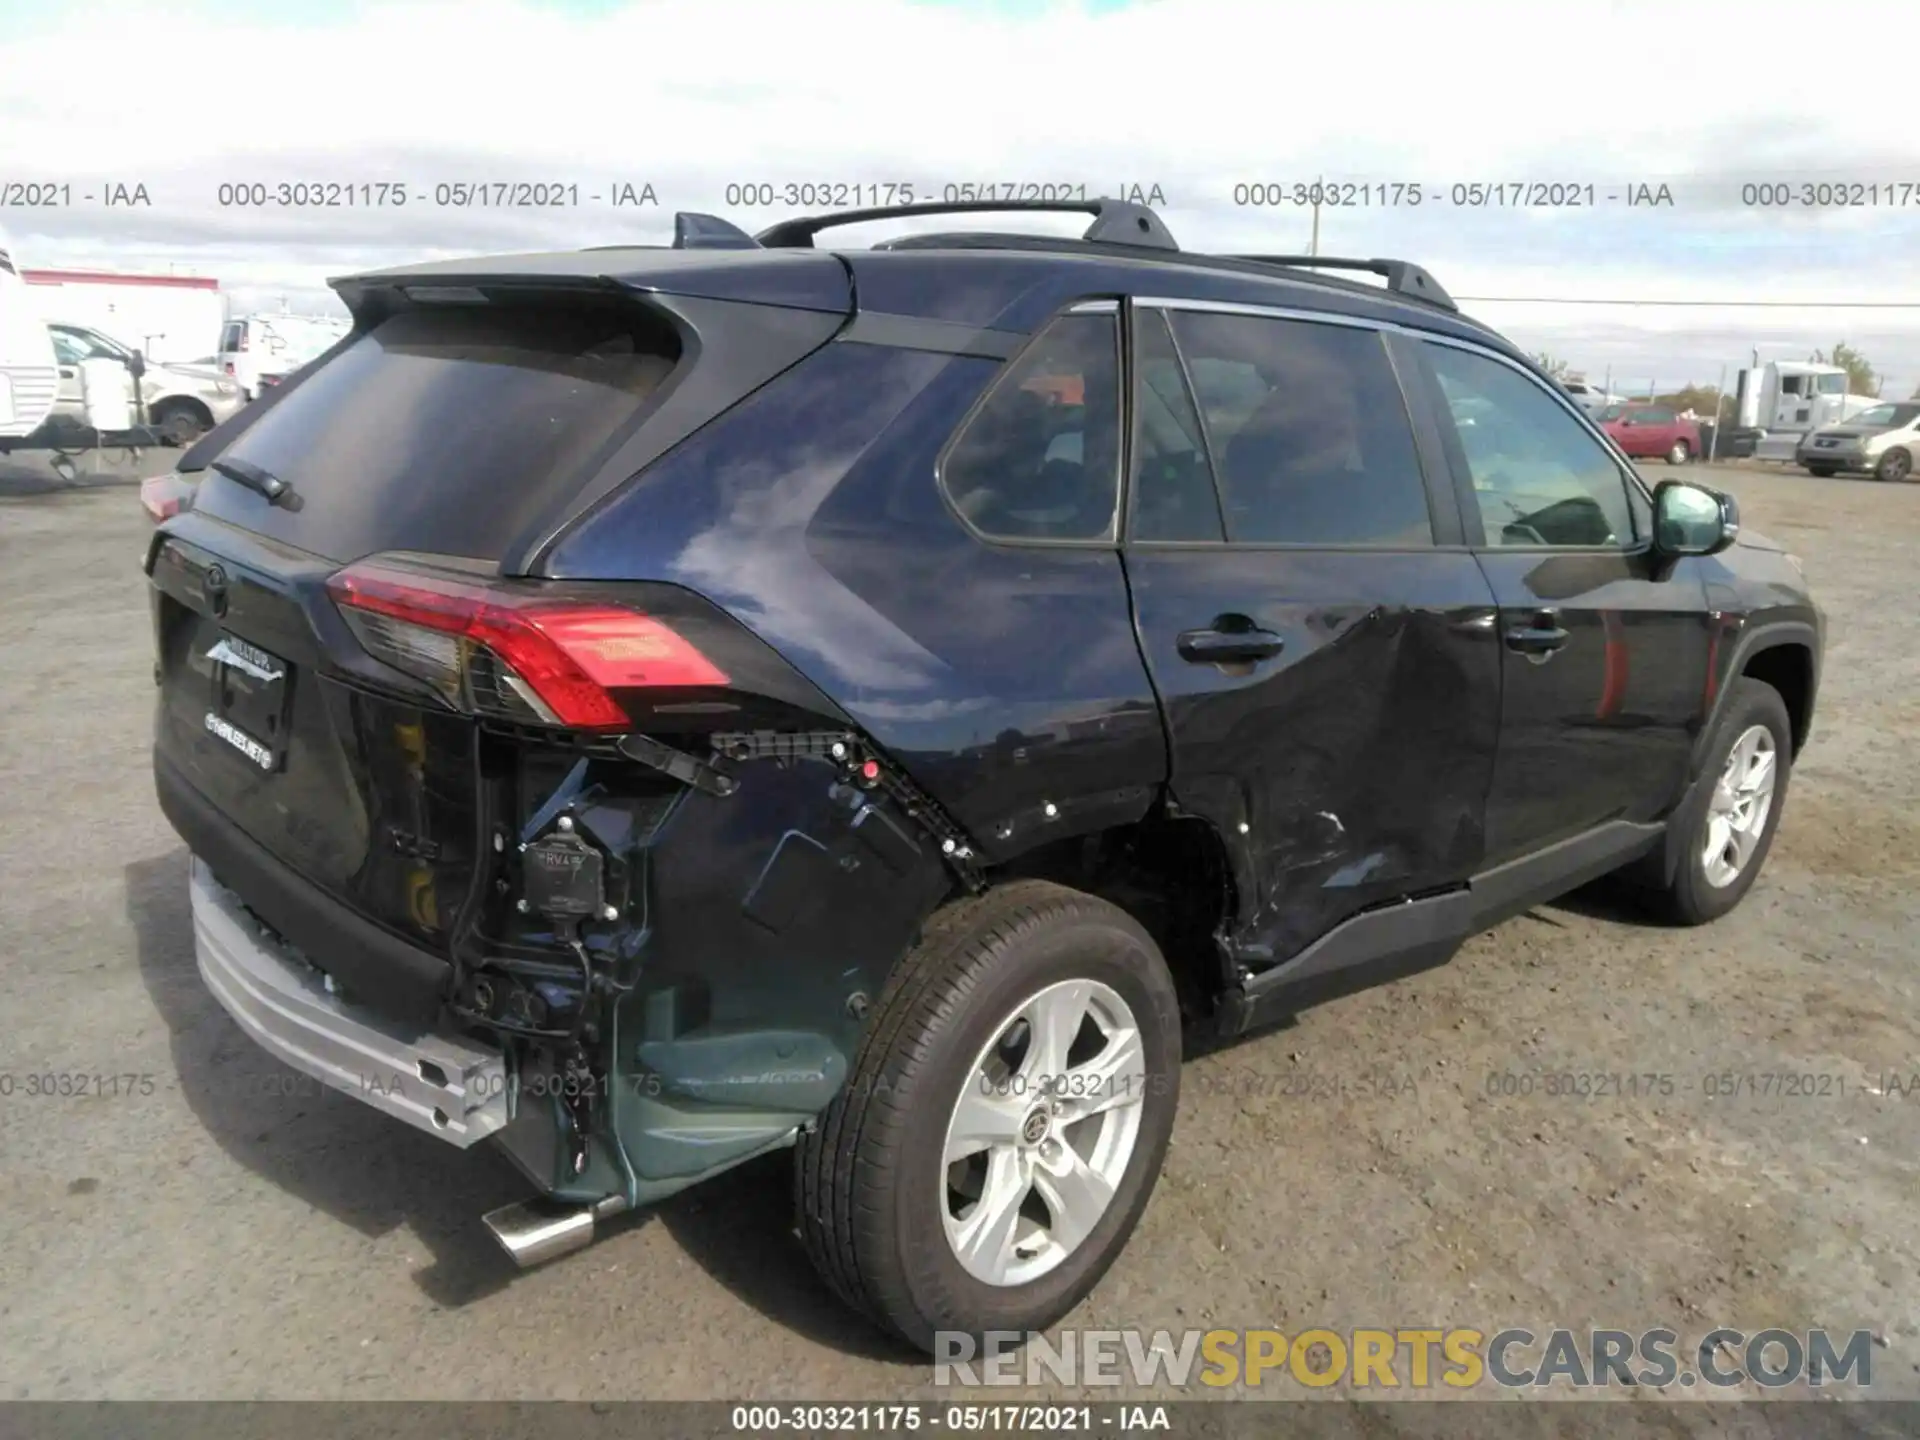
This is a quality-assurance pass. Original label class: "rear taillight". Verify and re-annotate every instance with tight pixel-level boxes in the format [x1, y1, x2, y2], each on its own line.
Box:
[325, 555, 728, 732]
[140, 472, 195, 523]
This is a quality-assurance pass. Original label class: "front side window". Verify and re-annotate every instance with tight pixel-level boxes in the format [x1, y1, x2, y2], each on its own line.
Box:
[1163, 310, 1433, 546]
[1424, 342, 1638, 549]
[220, 322, 244, 352]
[940, 312, 1121, 542]
[1815, 373, 1846, 395]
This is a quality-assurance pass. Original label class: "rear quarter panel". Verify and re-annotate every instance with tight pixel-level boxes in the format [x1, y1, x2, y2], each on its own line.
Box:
[543, 337, 1168, 861]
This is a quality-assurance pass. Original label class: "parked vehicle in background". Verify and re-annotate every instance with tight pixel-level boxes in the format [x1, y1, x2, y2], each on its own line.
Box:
[218, 313, 351, 399]
[0, 227, 60, 448]
[1599, 402, 1701, 464]
[1796, 401, 1920, 482]
[1559, 378, 1619, 413]
[47, 322, 245, 445]
[147, 200, 1824, 1353]
[1728, 360, 1878, 461]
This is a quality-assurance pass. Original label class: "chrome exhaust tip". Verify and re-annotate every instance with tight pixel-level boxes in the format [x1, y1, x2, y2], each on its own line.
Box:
[482, 1194, 631, 1269]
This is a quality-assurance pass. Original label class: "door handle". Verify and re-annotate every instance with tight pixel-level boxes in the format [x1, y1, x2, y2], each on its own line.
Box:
[1504, 609, 1569, 657]
[1177, 624, 1285, 666]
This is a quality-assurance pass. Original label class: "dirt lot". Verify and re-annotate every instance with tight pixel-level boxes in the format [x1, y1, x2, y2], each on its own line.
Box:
[0, 455, 1914, 1406]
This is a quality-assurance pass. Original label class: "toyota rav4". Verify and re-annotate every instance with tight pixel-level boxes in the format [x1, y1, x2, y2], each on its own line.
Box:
[146, 200, 1823, 1353]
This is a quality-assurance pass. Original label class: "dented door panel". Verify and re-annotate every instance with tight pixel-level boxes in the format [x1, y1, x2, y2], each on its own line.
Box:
[1125, 550, 1502, 968]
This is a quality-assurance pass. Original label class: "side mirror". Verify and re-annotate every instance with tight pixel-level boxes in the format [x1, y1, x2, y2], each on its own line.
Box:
[1653, 479, 1738, 557]
[128, 349, 147, 379]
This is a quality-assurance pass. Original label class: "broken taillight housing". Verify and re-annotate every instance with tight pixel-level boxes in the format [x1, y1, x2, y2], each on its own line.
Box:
[325, 555, 729, 732]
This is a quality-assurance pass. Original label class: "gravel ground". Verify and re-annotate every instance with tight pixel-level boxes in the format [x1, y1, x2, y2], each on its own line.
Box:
[0, 456, 1914, 1411]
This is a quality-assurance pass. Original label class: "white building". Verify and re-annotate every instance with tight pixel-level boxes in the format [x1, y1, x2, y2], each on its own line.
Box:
[20, 267, 225, 365]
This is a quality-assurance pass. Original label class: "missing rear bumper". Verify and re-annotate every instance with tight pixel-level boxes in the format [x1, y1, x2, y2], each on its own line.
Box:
[189, 856, 510, 1146]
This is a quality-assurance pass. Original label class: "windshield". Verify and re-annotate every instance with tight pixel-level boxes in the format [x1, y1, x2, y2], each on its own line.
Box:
[1849, 403, 1918, 429]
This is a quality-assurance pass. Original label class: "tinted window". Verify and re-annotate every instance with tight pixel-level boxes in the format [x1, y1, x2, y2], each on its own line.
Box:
[1166, 311, 1432, 546]
[941, 312, 1120, 541]
[199, 300, 680, 562]
[220, 322, 243, 351]
[1130, 309, 1223, 542]
[1637, 407, 1675, 423]
[1424, 342, 1638, 549]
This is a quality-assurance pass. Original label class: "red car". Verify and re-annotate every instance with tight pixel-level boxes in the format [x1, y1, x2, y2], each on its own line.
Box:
[1599, 402, 1700, 465]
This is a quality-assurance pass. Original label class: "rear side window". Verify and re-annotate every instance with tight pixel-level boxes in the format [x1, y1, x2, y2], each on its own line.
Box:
[200, 301, 680, 562]
[940, 312, 1121, 542]
[1164, 311, 1434, 546]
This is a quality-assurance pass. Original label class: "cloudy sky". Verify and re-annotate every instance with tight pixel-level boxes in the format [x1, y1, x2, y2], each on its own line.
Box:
[5, 0, 1919, 395]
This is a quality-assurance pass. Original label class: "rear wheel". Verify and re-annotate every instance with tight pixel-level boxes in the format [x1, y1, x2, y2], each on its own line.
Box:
[1874, 448, 1913, 483]
[1667, 439, 1692, 465]
[795, 880, 1181, 1353]
[152, 400, 212, 447]
[1651, 678, 1793, 925]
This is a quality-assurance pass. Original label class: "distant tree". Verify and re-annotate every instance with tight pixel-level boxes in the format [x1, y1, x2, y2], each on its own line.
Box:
[1530, 351, 1571, 381]
[1808, 343, 1879, 396]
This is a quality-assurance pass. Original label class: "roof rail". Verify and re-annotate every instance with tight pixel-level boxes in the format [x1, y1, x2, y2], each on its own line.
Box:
[1229, 255, 1457, 312]
[755, 198, 1179, 253]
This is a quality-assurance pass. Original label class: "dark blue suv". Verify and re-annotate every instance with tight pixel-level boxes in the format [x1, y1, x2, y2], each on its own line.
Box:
[147, 201, 1822, 1351]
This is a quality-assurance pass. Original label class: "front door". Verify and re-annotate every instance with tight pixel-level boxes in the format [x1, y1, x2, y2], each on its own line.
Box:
[1412, 338, 1713, 866]
[1122, 301, 1502, 967]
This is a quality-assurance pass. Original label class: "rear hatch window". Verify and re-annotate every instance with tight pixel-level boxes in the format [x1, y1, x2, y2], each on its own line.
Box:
[192, 300, 681, 563]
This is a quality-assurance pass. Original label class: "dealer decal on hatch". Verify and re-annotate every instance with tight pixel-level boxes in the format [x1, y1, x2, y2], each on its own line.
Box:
[205, 712, 274, 770]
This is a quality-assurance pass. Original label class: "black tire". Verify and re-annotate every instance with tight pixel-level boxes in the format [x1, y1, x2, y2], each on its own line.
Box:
[152, 401, 211, 448]
[795, 879, 1182, 1354]
[1666, 439, 1692, 466]
[1874, 448, 1913, 483]
[1804, 465, 1837, 478]
[1650, 678, 1793, 925]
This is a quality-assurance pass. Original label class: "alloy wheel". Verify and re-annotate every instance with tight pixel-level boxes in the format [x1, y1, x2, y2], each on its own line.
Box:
[940, 978, 1147, 1287]
[1702, 724, 1778, 888]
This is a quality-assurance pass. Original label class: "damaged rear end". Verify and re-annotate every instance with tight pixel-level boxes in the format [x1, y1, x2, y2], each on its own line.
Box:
[147, 247, 967, 1261]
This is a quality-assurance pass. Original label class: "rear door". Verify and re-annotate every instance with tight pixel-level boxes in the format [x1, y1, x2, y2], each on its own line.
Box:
[1410, 337, 1712, 867]
[1122, 300, 1502, 968]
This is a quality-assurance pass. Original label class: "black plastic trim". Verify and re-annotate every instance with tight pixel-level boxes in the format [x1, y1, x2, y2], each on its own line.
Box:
[835, 312, 1022, 359]
[1219, 819, 1664, 1036]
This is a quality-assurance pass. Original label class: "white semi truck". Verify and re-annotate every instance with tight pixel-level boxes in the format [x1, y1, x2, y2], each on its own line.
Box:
[1731, 360, 1878, 461]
